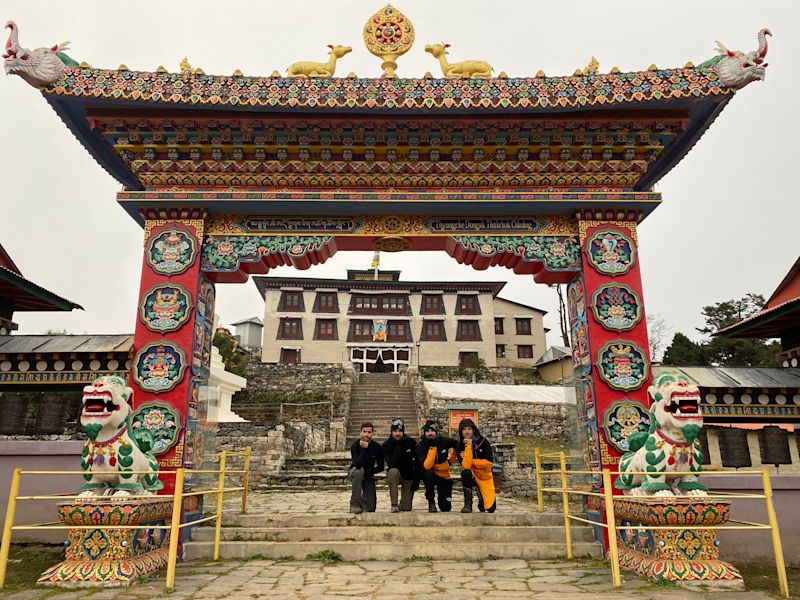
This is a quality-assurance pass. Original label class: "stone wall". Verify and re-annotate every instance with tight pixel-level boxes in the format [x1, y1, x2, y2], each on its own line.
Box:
[215, 418, 346, 486]
[417, 366, 514, 385]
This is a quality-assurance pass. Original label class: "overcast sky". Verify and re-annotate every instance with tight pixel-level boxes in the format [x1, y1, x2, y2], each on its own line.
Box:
[1, 1, 797, 349]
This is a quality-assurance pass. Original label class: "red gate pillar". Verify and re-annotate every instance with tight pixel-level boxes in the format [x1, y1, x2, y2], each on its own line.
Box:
[568, 220, 652, 506]
[129, 218, 214, 494]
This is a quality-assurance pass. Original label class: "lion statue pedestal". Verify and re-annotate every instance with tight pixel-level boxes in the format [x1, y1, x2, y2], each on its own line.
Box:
[38, 498, 173, 586]
[613, 497, 742, 588]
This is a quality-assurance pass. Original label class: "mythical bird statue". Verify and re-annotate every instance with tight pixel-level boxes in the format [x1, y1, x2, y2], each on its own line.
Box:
[701, 28, 772, 89]
[615, 371, 707, 497]
[3, 21, 77, 87]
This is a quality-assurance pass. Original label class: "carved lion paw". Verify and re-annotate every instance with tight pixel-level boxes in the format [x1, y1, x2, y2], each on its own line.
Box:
[685, 489, 709, 497]
[653, 489, 676, 498]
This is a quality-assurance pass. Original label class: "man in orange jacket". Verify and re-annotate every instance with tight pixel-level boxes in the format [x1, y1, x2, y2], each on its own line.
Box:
[457, 418, 496, 513]
[416, 420, 457, 512]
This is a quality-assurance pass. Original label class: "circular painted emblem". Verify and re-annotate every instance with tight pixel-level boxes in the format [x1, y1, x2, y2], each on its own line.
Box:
[139, 284, 192, 333]
[591, 284, 642, 331]
[597, 340, 649, 391]
[602, 400, 651, 452]
[131, 401, 181, 454]
[586, 229, 636, 275]
[146, 227, 197, 275]
[133, 342, 187, 393]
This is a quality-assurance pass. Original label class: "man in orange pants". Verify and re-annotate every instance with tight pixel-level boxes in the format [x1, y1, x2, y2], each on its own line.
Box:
[457, 418, 496, 513]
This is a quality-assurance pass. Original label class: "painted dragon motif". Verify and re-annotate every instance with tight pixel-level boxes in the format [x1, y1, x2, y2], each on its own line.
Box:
[3, 20, 77, 88]
[79, 376, 163, 497]
[699, 28, 772, 89]
[615, 371, 707, 497]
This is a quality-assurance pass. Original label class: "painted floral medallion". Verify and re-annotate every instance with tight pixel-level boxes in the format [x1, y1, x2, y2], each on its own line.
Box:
[597, 341, 649, 391]
[133, 343, 186, 393]
[146, 228, 197, 275]
[591, 284, 642, 331]
[131, 401, 181, 454]
[586, 229, 636, 275]
[602, 400, 651, 452]
[139, 284, 191, 333]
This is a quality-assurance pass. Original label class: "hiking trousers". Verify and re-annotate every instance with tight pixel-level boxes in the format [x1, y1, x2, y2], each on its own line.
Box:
[349, 467, 377, 512]
[422, 470, 453, 512]
[386, 468, 415, 511]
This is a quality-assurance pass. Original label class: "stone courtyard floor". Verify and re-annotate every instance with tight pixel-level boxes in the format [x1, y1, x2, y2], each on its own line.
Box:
[0, 491, 790, 599]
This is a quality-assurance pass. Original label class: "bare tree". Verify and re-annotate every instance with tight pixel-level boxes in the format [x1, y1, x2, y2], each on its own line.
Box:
[550, 284, 570, 347]
[647, 313, 671, 362]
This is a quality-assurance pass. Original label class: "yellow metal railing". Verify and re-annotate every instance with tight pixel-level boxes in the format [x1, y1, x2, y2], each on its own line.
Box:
[534, 449, 790, 599]
[0, 446, 252, 592]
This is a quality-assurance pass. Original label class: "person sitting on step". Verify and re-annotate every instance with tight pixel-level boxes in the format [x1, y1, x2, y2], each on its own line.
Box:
[382, 418, 420, 513]
[417, 419, 457, 513]
[457, 418, 496, 513]
[349, 422, 384, 514]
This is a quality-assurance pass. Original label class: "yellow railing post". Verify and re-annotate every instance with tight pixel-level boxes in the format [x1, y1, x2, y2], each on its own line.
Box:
[0, 468, 22, 590]
[213, 452, 227, 561]
[559, 451, 572, 559]
[165, 467, 185, 591]
[535, 447, 544, 513]
[241, 446, 251, 513]
[762, 470, 789, 599]
[602, 469, 621, 588]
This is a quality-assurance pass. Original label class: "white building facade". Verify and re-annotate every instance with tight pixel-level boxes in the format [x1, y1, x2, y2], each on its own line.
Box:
[255, 270, 547, 373]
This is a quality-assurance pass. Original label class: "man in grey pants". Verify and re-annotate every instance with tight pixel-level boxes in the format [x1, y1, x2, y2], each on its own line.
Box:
[348, 422, 384, 514]
[382, 418, 419, 512]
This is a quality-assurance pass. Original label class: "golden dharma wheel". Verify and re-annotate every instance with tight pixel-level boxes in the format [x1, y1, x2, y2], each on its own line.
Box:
[363, 4, 415, 78]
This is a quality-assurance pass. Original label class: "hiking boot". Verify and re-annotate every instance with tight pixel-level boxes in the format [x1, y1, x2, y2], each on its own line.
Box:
[461, 487, 473, 513]
[391, 504, 400, 513]
[350, 505, 363, 514]
[428, 500, 437, 513]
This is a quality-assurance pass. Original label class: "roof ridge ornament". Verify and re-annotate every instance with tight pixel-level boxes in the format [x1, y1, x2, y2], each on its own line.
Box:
[424, 42, 494, 79]
[698, 28, 772, 89]
[286, 44, 352, 78]
[3, 20, 77, 87]
[363, 4, 414, 78]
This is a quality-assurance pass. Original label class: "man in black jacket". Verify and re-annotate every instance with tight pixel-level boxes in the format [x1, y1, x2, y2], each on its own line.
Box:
[416, 420, 458, 512]
[382, 418, 419, 512]
[349, 422, 384, 514]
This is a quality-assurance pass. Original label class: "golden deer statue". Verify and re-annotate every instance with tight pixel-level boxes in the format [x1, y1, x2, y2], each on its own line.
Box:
[287, 44, 352, 78]
[424, 42, 493, 78]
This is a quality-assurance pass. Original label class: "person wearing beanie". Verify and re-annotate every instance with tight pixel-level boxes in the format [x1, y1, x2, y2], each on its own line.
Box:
[416, 419, 458, 512]
[457, 418, 496, 513]
[382, 418, 419, 512]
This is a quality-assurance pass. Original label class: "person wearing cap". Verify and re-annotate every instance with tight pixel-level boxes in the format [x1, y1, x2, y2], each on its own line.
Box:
[382, 418, 419, 512]
[457, 418, 496, 513]
[417, 419, 458, 512]
[348, 422, 384, 514]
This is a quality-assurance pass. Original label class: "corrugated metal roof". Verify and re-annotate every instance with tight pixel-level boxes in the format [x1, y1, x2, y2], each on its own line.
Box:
[423, 382, 574, 404]
[0, 335, 133, 354]
[653, 365, 800, 389]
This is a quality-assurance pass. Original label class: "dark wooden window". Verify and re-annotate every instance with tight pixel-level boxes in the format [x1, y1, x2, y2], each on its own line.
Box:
[494, 318, 504, 334]
[459, 351, 480, 368]
[278, 291, 305, 312]
[456, 295, 480, 315]
[421, 320, 446, 341]
[314, 319, 338, 340]
[314, 292, 338, 313]
[351, 320, 373, 341]
[381, 296, 408, 314]
[280, 348, 300, 364]
[516, 318, 532, 335]
[496, 344, 506, 358]
[517, 345, 533, 359]
[456, 320, 481, 341]
[277, 318, 302, 340]
[387, 321, 410, 342]
[352, 295, 379, 313]
[420, 295, 444, 315]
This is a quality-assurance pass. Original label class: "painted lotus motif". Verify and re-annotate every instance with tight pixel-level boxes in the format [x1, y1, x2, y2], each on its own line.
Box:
[140, 284, 191, 333]
[603, 400, 651, 452]
[146, 228, 197, 275]
[592, 284, 642, 331]
[598, 341, 649, 391]
[587, 230, 635, 275]
[131, 402, 181, 454]
[133, 343, 186, 393]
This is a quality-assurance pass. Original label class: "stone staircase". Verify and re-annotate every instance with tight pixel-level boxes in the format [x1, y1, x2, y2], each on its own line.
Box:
[185, 511, 600, 561]
[346, 372, 419, 443]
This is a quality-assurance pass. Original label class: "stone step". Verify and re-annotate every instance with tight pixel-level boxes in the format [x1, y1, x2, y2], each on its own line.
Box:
[223, 512, 569, 528]
[183, 539, 598, 561]
[192, 525, 593, 543]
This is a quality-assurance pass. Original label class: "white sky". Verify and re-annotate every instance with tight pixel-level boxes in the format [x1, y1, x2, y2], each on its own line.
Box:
[1, 1, 798, 348]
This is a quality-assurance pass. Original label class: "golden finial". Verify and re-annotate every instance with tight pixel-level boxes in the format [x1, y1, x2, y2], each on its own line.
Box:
[180, 57, 204, 75]
[232, 69, 243, 76]
[79, 61, 93, 69]
[684, 61, 695, 68]
[118, 64, 128, 71]
[535, 69, 545, 77]
[423, 71, 433, 79]
[156, 65, 167, 73]
[573, 69, 582, 76]
[582, 56, 599, 76]
[497, 71, 508, 78]
[271, 70, 281, 77]
[194, 68, 205, 75]
[347, 71, 358, 78]
[610, 66, 620, 74]
[363, 4, 415, 78]
[647, 64, 658, 71]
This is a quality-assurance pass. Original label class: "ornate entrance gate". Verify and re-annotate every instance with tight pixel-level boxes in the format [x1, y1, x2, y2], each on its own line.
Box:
[5, 10, 768, 505]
